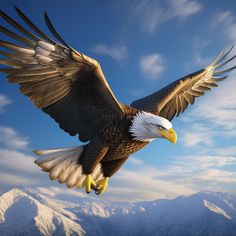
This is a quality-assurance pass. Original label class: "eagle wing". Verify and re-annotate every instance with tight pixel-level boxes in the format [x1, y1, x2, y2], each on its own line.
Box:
[0, 7, 124, 142]
[131, 47, 236, 121]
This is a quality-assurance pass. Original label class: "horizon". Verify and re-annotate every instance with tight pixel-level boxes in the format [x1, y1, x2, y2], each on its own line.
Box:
[2, 186, 236, 203]
[0, 0, 236, 202]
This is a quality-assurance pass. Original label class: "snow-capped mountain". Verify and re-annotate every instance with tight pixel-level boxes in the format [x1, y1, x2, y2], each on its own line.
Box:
[0, 188, 84, 236]
[0, 188, 236, 236]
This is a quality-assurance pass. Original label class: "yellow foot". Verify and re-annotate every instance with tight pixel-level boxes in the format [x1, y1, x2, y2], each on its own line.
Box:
[96, 177, 109, 195]
[82, 175, 96, 193]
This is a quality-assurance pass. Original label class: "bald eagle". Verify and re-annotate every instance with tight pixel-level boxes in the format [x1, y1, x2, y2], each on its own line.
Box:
[0, 7, 235, 195]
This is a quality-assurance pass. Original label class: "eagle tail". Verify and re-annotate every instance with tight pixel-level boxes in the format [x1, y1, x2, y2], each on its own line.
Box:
[34, 145, 103, 188]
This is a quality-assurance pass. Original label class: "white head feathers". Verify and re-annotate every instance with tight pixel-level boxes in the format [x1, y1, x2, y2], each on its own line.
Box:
[129, 111, 172, 142]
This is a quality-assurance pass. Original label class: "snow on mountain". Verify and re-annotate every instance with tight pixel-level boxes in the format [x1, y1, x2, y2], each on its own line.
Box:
[107, 191, 236, 236]
[0, 188, 236, 236]
[0, 188, 84, 236]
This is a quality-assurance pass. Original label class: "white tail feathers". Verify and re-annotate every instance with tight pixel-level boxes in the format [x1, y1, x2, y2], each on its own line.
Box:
[34, 145, 104, 189]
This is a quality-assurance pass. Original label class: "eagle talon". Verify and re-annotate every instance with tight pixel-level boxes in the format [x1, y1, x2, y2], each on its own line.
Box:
[82, 174, 96, 193]
[96, 177, 109, 194]
[92, 186, 99, 191]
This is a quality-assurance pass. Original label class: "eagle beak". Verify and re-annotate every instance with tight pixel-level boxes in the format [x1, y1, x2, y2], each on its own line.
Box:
[158, 128, 177, 144]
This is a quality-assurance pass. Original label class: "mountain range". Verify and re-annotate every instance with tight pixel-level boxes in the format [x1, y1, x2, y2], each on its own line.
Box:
[0, 187, 236, 236]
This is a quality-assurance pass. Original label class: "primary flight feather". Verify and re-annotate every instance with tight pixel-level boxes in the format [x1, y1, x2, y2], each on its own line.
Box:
[0, 7, 235, 194]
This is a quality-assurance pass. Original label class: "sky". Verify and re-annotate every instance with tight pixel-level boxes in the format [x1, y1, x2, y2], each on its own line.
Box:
[0, 0, 236, 202]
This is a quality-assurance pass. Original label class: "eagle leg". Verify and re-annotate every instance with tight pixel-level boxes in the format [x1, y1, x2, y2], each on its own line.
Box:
[82, 175, 96, 193]
[95, 177, 109, 195]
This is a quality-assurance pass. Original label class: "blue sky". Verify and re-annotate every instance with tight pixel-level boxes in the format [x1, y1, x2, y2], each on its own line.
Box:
[0, 0, 236, 202]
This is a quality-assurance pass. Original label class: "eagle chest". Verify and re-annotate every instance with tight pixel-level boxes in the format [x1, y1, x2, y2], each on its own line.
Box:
[101, 116, 148, 156]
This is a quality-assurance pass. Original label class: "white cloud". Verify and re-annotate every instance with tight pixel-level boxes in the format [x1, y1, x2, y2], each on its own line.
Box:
[0, 146, 87, 195]
[200, 169, 236, 183]
[107, 167, 195, 201]
[192, 37, 210, 51]
[180, 123, 216, 148]
[140, 53, 165, 79]
[193, 54, 211, 67]
[0, 173, 35, 186]
[0, 94, 12, 113]
[190, 11, 236, 72]
[216, 11, 234, 26]
[213, 146, 236, 156]
[169, 0, 201, 18]
[180, 121, 236, 148]
[0, 149, 38, 174]
[130, 0, 164, 33]
[129, 0, 201, 33]
[154, 155, 236, 190]
[105, 153, 236, 201]
[0, 148, 45, 192]
[127, 157, 143, 165]
[91, 44, 127, 62]
[36, 186, 89, 200]
[0, 126, 29, 149]
[0, 126, 47, 192]
[185, 76, 236, 129]
[211, 11, 236, 43]
[174, 155, 236, 170]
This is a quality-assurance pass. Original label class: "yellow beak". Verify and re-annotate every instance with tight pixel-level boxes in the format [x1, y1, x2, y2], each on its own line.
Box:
[158, 128, 177, 144]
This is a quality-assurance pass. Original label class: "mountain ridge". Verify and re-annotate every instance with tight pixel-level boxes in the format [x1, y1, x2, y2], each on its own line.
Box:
[0, 188, 84, 236]
[0, 188, 236, 236]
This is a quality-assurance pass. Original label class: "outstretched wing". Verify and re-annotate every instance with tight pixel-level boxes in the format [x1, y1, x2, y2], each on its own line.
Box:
[0, 7, 124, 142]
[131, 47, 236, 121]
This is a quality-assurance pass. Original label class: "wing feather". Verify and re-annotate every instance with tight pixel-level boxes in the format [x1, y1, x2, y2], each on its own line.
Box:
[0, 25, 36, 46]
[14, 6, 58, 45]
[0, 9, 40, 41]
[0, 7, 124, 141]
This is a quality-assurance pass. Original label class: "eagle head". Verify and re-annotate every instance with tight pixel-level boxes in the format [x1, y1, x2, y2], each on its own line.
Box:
[129, 111, 177, 143]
